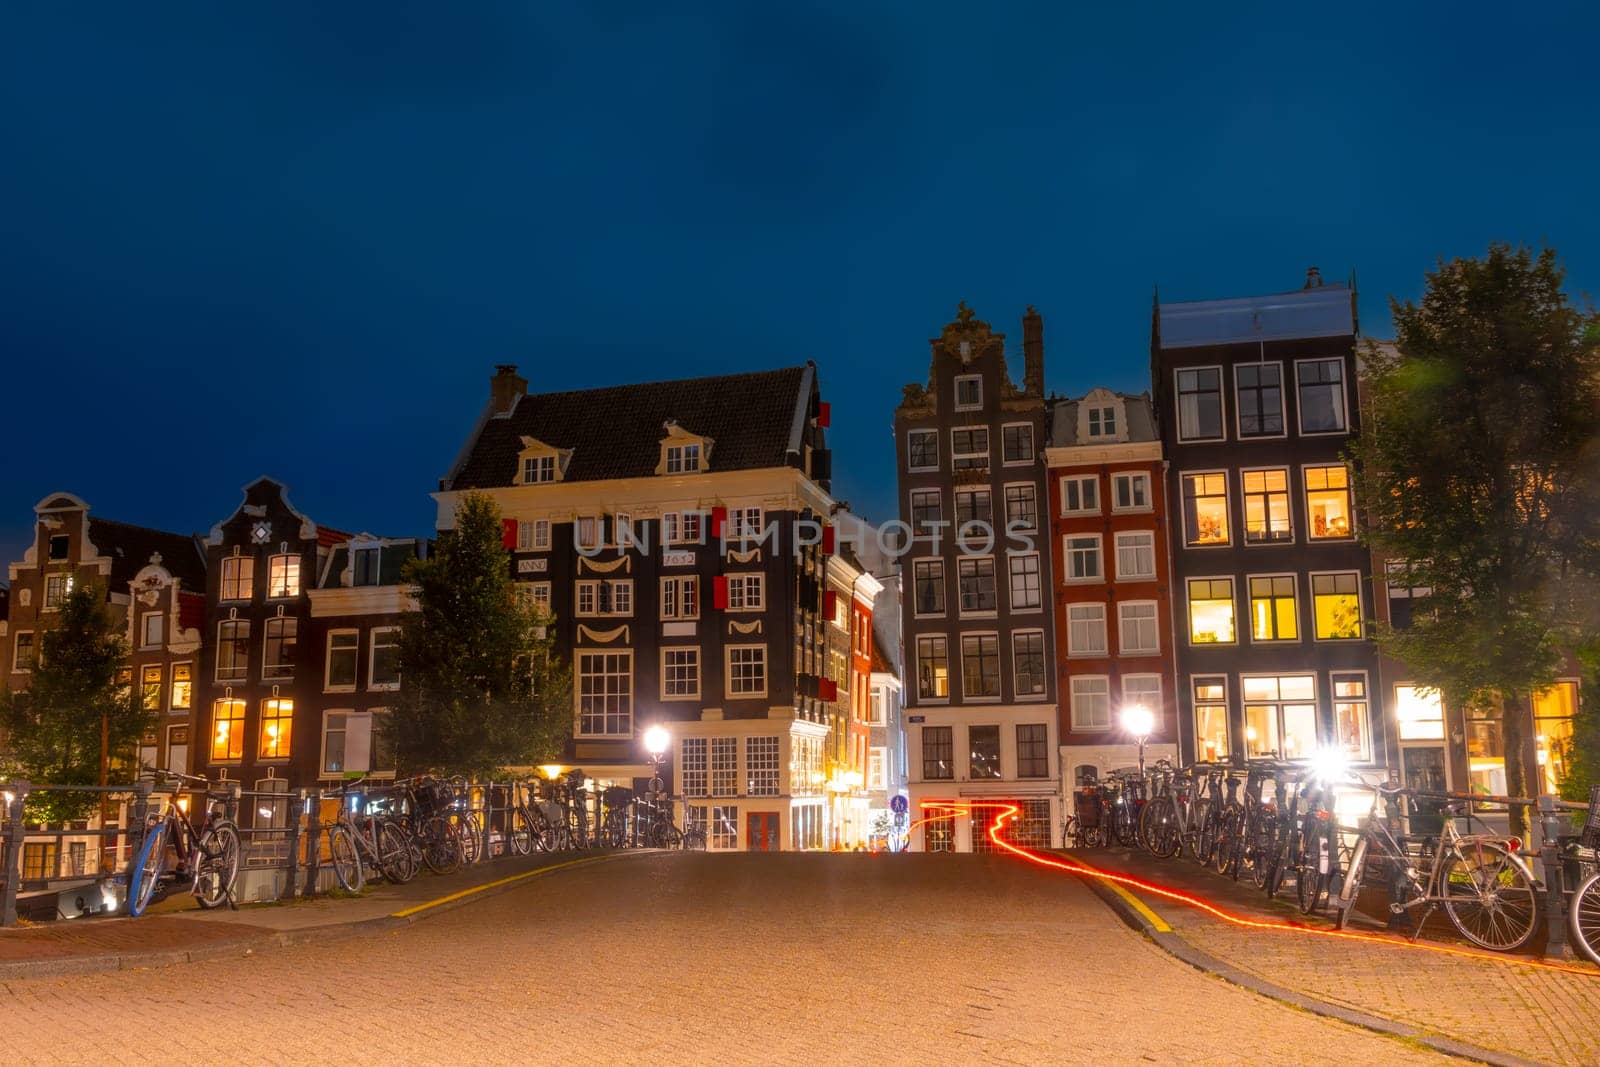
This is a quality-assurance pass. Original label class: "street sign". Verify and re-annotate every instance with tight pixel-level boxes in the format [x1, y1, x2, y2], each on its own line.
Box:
[890, 795, 908, 815]
[908, 715, 925, 723]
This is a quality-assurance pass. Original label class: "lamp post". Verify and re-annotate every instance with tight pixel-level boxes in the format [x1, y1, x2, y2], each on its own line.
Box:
[1122, 704, 1154, 778]
[643, 724, 670, 848]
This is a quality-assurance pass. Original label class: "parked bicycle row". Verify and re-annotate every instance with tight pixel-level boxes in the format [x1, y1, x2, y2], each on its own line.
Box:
[1062, 757, 1600, 964]
[122, 768, 709, 917]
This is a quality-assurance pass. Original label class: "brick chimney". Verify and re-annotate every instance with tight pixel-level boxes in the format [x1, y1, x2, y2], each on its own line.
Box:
[1022, 306, 1044, 397]
[490, 364, 527, 416]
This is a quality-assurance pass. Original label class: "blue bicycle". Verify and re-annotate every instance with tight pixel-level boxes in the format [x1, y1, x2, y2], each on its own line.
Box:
[126, 772, 241, 917]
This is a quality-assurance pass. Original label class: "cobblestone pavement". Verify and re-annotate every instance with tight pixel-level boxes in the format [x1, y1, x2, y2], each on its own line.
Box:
[0, 853, 1450, 1066]
[1071, 846, 1600, 1067]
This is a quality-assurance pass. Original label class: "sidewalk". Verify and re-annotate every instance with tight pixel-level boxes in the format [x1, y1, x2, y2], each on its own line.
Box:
[0, 849, 632, 980]
[1066, 845, 1600, 1067]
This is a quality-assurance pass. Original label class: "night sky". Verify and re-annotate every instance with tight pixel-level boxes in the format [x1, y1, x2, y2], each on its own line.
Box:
[4, 3, 1597, 569]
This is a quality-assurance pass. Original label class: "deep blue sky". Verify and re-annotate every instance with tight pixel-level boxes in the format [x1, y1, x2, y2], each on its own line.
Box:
[4, 3, 1597, 569]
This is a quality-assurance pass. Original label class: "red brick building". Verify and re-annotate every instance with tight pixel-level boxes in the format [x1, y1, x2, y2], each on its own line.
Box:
[1044, 389, 1179, 789]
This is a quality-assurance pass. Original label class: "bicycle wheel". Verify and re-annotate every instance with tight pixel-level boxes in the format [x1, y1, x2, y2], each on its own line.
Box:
[1296, 824, 1324, 914]
[329, 826, 364, 893]
[657, 824, 683, 849]
[506, 806, 533, 856]
[1266, 826, 1299, 901]
[421, 815, 463, 874]
[378, 820, 418, 884]
[1568, 870, 1600, 966]
[1213, 808, 1240, 876]
[1188, 798, 1213, 865]
[194, 821, 241, 909]
[1441, 840, 1539, 951]
[1144, 797, 1180, 859]
[127, 821, 169, 918]
[1334, 836, 1368, 931]
[682, 828, 707, 851]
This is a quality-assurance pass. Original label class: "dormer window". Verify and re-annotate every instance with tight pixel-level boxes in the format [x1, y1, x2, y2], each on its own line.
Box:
[955, 375, 982, 411]
[666, 444, 701, 473]
[1088, 406, 1116, 437]
[514, 437, 571, 486]
[657, 422, 714, 476]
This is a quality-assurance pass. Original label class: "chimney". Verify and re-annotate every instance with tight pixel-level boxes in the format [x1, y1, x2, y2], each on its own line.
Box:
[1304, 266, 1323, 289]
[1022, 306, 1044, 397]
[490, 364, 527, 416]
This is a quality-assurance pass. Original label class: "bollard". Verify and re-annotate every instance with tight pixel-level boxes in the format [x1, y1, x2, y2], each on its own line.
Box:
[2, 782, 30, 928]
[1537, 795, 1570, 960]
[283, 790, 307, 900]
[302, 797, 321, 898]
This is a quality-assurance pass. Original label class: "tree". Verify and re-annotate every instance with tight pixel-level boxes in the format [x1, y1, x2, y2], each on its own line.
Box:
[0, 583, 152, 823]
[1352, 244, 1600, 834]
[386, 492, 571, 777]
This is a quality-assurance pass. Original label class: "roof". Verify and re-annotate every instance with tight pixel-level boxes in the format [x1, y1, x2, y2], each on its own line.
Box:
[1047, 390, 1157, 448]
[870, 630, 896, 675]
[1157, 284, 1355, 349]
[318, 538, 426, 589]
[87, 517, 206, 592]
[446, 366, 811, 490]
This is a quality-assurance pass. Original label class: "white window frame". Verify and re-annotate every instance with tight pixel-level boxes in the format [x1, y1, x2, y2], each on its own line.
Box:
[516, 520, 537, 552]
[324, 628, 360, 692]
[1174, 365, 1226, 443]
[1003, 482, 1039, 532]
[11, 630, 35, 673]
[1086, 405, 1117, 438]
[140, 611, 165, 650]
[915, 634, 950, 703]
[1309, 569, 1365, 642]
[1121, 674, 1163, 719]
[528, 581, 553, 616]
[910, 557, 946, 619]
[954, 374, 983, 411]
[1180, 470, 1232, 548]
[959, 632, 1002, 702]
[660, 646, 701, 701]
[1294, 356, 1350, 437]
[729, 506, 764, 541]
[215, 619, 251, 683]
[950, 425, 990, 470]
[1066, 602, 1108, 657]
[1302, 462, 1356, 541]
[43, 572, 73, 610]
[906, 428, 939, 472]
[1246, 572, 1301, 644]
[1239, 466, 1294, 546]
[664, 442, 702, 474]
[909, 488, 942, 532]
[956, 555, 998, 616]
[660, 575, 699, 620]
[1070, 676, 1112, 732]
[1059, 475, 1099, 516]
[266, 553, 301, 599]
[726, 644, 768, 699]
[1117, 600, 1160, 655]
[1114, 531, 1156, 581]
[726, 573, 765, 612]
[1011, 629, 1047, 699]
[1007, 552, 1042, 612]
[368, 625, 401, 691]
[261, 616, 297, 682]
[1186, 575, 1238, 646]
[1000, 421, 1035, 466]
[575, 579, 634, 617]
[1234, 361, 1287, 440]
[521, 454, 557, 484]
[219, 555, 253, 601]
[1110, 471, 1152, 513]
[1063, 534, 1103, 584]
[576, 650, 633, 738]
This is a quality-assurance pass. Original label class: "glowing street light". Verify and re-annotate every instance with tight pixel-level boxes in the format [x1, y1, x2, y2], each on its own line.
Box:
[1122, 703, 1154, 777]
[643, 724, 670, 760]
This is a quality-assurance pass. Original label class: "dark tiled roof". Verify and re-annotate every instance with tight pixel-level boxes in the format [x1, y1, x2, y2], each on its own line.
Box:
[870, 631, 896, 675]
[447, 366, 809, 490]
[1047, 390, 1157, 448]
[87, 517, 206, 592]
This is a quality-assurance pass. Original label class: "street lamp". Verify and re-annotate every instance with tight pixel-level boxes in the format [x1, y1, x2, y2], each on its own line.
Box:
[642, 724, 670, 847]
[1122, 703, 1154, 778]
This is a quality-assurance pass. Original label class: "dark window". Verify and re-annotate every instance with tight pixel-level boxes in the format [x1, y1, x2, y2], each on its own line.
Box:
[1013, 632, 1046, 695]
[913, 560, 945, 615]
[969, 725, 1001, 779]
[907, 430, 938, 470]
[1297, 359, 1347, 433]
[1176, 367, 1223, 440]
[960, 634, 1000, 698]
[910, 490, 941, 532]
[1236, 364, 1283, 436]
[1017, 723, 1049, 778]
[951, 428, 989, 470]
[354, 548, 380, 587]
[957, 558, 997, 613]
[954, 490, 991, 527]
[48, 535, 69, 561]
[1002, 424, 1034, 463]
[922, 726, 953, 780]
[1004, 484, 1037, 530]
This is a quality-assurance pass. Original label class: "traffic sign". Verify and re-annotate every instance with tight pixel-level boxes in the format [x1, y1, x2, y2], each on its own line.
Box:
[890, 795, 908, 815]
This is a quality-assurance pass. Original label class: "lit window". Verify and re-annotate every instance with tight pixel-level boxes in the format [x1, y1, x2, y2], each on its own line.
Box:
[1013, 632, 1046, 697]
[1235, 363, 1283, 437]
[369, 627, 400, 689]
[951, 427, 989, 470]
[1297, 358, 1347, 433]
[1182, 473, 1230, 546]
[1111, 472, 1150, 511]
[577, 650, 632, 735]
[1067, 603, 1107, 655]
[727, 574, 764, 611]
[1312, 572, 1362, 639]
[1242, 675, 1317, 760]
[665, 443, 701, 474]
[170, 663, 192, 710]
[220, 556, 254, 601]
[575, 516, 600, 550]
[325, 630, 359, 690]
[1004, 484, 1038, 531]
[1064, 535, 1101, 582]
[1060, 475, 1098, 514]
[727, 645, 767, 697]
[1333, 673, 1372, 763]
[916, 635, 949, 700]
[1118, 602, 1160, 655]
[1070, 676, 1111, 731]
[522, 454, 556, 483]
[955, 375, 982, 410]
[746, 736, 780, 796]
[216, 619, 251, 682]
[1176, 367, 1223, 441]
[1008, 553, 1041, 610]
[710, 805, 739, 850]
[662, 647, 700, 700]
[1533, 682, 1579, 793]
[960, 634, 1000, 698]
[957, 557, 997, 612]
[211, 698, 246, 761]
[259, 698, 293, 759]
[1242, 469, 1292, 543]
[1394, 684, 1444, 741]
[141, 665, 163, 711]
[1193, 678, 1229, 761]
[44, 572, 73, 609]
[1249, 575, 1298, 641]
[912, 559, 945, 616]
[262, 617, 297, 680]
[1305, 465, 1353, 539]
[907, 429, 939, 471]
[1115, 532, 1155, 580]
[1002, 424, 1034, 463]
[267, 554, 301, 598]
[1187, 578, 1236, 644]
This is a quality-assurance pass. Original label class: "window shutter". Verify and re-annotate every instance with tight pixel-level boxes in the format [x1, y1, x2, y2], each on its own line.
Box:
[819, 677, 838, 701]
[823, 590, 837, 618]
[821, 524, 835, 554]
[501, 519, 518, 550]
[713, 575, 729, 610]
[816, 401, 831, 428]
[711, 506, 728, 538]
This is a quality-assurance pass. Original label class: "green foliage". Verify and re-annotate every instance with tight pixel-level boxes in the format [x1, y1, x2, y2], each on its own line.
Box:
[1558, 642, 1599, 811]
[0, 583, 151, 823]
[1352, 244, 1600, 820]
[385, 493, 571, 777]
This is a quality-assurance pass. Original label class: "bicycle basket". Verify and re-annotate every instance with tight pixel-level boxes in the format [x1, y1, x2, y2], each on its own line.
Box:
[602, 785, 634, 809]
[414, 779, 454, 816]
[1581, 785, 1600, 851]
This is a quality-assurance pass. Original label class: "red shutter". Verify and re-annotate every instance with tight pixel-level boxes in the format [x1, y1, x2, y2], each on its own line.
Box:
[819, 677, 838, 701]
[501, 518, 518, 550]
[713, 575, 729, 610]
[821, 524, 835, 554]
[823, 590, 837, 617]
[711, 506, 728, 538]
[816, 401, 831, 427]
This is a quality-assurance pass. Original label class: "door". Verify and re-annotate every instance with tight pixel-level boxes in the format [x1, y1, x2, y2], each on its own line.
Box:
[1401, 746, 1448, 836]
[747, 812, 780, 852]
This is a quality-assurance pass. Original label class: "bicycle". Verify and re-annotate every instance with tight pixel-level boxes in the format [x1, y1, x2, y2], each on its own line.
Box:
[1334, 782, 1540, 951]
[1562, 784, 1600, 965]
[325, 779, 417, 893]
[126, 771, 241, 918]
[396, 776, 466, 875]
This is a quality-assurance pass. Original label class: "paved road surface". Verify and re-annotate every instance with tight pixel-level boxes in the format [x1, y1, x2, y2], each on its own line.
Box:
[2, 853, 1448, 1065]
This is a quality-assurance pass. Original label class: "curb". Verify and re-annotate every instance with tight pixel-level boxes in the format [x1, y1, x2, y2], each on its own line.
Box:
[1078, 874, 1547, 1067]
[0, 851, 636, 983]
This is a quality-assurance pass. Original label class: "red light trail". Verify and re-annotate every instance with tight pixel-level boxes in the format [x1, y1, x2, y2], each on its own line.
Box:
[913, 801, 1599, 979]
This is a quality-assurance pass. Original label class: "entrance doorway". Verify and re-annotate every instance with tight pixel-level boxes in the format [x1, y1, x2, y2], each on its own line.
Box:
[747, 812, 779, 852]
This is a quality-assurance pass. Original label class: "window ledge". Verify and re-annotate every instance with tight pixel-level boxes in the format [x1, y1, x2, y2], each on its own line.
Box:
[324, 685, 358, 694]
